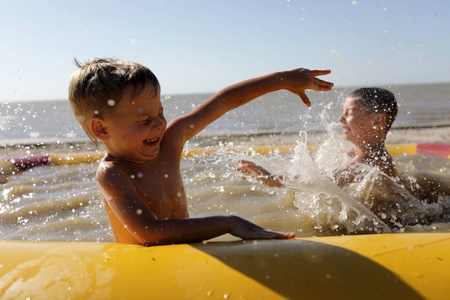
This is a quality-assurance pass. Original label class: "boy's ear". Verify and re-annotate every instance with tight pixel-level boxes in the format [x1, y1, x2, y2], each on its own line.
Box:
[374, 113, 386, 128]
[90, 117, 109, 141]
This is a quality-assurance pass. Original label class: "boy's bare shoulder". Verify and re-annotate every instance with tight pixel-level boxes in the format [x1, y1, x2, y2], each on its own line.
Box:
[95, 158, 129, 188]
[159, 118, 191, 153]
[363, 151, 397, 178]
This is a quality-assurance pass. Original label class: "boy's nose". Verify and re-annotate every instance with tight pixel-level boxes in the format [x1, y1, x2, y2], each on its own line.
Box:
[152, 117, 166, 130]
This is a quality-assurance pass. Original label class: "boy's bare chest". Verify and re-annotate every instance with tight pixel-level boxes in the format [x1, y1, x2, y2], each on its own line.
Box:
[131, 167, 188, 219]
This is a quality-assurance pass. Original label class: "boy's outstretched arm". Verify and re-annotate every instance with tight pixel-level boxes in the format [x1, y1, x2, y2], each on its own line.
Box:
[138, 215, 294, 246]
[168, 68, 333, 145]
[97, 165, 294, 246]
[111, 204, 294, 246]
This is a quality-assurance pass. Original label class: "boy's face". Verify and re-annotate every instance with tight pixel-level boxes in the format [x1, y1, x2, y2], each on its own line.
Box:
[339, 96, 378, 146]
[100, 83, 167, 163]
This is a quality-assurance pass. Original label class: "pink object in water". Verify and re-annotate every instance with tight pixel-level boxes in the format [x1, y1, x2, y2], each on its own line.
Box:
[6, 155, 50, 172]
[416, 143, 450, 158]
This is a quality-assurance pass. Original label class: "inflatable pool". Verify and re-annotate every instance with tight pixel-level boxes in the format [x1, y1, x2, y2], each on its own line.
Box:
[1, 143, 449, 299]
[1, 233, 449, 299]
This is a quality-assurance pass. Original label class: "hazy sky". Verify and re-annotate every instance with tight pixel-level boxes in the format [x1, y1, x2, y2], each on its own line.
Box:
[1, 0, 449, 101]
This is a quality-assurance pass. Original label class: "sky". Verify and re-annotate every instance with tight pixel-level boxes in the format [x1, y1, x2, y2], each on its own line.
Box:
[1, 0, 449, 101]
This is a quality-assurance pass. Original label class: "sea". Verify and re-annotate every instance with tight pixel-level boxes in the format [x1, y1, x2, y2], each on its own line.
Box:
[0, 83, 449, 242]
[1, 83, 450, 145]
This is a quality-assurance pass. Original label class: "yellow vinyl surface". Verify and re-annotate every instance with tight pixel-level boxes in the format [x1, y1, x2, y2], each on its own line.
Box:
[47, 143, 423, 165]
[1, 233, 449, 299]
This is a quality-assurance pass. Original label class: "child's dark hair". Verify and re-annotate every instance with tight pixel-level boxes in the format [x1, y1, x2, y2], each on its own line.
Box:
[350, 87, 397, 131]
[68, 58, 160, 145]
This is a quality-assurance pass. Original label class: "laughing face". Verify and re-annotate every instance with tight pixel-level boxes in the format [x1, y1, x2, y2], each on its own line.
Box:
[100, 83, 167, 163]
[339, 96, 378, 147]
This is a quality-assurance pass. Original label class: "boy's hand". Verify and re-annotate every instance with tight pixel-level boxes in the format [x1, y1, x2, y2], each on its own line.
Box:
[236, 160, 266, 177]
[236, 160, 284, 187]
[230, 216, 295, 239]
[283, 68, 333, 107]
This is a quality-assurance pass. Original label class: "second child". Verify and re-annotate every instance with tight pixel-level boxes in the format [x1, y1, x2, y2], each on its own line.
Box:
[237, 87, 398, 188]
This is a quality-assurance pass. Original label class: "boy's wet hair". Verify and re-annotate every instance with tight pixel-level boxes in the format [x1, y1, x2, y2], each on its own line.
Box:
[350, 87, 398, 132]
[68, 58, 160, 145]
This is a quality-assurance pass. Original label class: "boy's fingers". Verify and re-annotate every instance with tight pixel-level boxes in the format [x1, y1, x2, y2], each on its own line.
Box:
[313, 77, 334, 88]
[279, 232, 296, 239]
[266, 231, 295, 239]
[309, 69, 331, 76]
[313, 82, 334, 91]
[237, 168, 249, 175]
[239, 160, 251, 164]
[298, 92, 311, 107]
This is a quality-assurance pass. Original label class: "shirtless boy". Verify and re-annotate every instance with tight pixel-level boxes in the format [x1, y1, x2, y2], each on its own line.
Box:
[68, 58, 333, 246]
[237, 87, 398, 188]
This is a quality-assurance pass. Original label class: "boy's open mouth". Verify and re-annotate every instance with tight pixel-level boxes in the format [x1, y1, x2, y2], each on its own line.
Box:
[144, 138, 159, 145]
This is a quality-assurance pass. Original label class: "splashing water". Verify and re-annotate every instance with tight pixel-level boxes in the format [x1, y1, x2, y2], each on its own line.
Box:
[247, 136, 391, 234]
[0, 138, 449, 242]
[239, 132, 448, 235]
[0, 89, 449, 241]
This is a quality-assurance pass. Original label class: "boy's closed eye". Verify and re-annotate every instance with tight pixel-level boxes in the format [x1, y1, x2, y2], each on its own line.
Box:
[139, 117, 152, 125]
[139, 111, 164, 124]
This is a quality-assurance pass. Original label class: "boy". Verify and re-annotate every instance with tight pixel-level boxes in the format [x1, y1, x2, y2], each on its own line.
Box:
[68, 58, 334, 246]
[237, 87, 398, 188]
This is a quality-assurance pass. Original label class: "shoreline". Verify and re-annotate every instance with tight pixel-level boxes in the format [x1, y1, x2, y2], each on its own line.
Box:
[1, 126, 449, 158]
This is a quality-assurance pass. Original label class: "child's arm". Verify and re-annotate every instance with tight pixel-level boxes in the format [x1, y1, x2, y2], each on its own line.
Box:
[97, 164, 294, 246]
[236, 160, 285, 187]
[332, 167, 357, 187]
[166, 69, 333, 148]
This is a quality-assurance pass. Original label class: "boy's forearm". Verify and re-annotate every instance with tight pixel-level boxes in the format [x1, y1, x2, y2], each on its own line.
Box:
[137, 215, 237, 246]
[261, 175, 285, 187]
[216, 72, 286, 109]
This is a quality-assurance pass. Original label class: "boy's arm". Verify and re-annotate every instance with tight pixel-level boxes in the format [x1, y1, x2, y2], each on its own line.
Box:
[97, 164, 293, 246]
[167, 68, 333, 146]
[332, 167, 357, 187]
[236, 160, 285, 187]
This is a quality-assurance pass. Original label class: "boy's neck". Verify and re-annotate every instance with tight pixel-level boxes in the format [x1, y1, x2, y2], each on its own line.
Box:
[355, 141, 387, 157]
[105, 152, 152, 166]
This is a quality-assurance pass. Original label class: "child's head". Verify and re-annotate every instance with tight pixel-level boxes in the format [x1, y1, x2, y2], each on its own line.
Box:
[339, 87, 397, 147]
[349, 88, 397, 132]
[68, 58, 160, 145]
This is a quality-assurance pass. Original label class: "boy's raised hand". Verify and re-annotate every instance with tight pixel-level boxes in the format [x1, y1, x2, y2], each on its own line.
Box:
[283, 68, 333, 107]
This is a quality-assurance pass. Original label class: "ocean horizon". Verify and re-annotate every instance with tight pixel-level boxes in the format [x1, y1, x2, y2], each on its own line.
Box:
[1, 82, 449, 146]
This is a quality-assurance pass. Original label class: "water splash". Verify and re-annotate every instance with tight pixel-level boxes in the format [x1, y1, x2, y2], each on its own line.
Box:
[284, 139, 390, 234]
